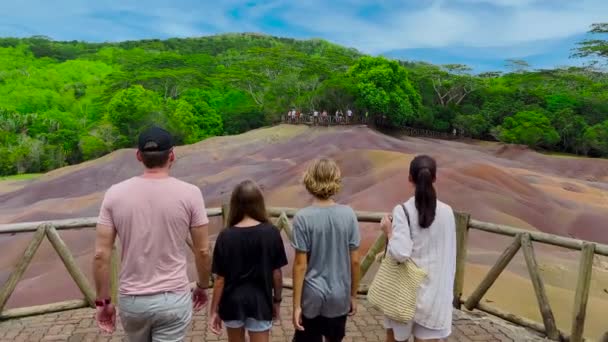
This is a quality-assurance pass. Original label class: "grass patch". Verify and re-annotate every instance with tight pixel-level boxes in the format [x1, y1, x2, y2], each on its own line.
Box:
[541, 151, 591, 159]
[0, 173, 42, 182]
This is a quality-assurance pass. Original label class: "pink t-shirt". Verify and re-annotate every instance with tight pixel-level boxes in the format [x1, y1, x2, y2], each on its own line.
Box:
[98, 176, 209, 295]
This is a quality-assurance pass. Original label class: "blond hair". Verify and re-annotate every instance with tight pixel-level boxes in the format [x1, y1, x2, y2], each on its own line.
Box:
[303, 158, 341, 200]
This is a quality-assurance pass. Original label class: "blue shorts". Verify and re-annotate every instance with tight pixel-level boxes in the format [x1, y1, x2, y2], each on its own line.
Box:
[224, 318, 273, 332]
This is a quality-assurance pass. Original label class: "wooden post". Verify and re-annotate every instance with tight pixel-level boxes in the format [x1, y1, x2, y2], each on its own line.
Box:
[453, 212, 470, 309]
[0, 224, 47, 312]
[110, 245, 120, 305]
[359, 233, 386, 279]
[45, 226, 96, 307]
[276, 212, 293, 243]
[520, 233, 559, 340]
[0, 299, 89, 320]
[473, 301, 568, 340]
[282, 215, 293, 243]
[464, 233, 522, 310]
[221, 203, 230, 228]
[570, 242, 595, 342]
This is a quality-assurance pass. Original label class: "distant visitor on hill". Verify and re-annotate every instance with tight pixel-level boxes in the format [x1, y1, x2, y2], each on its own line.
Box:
[378, 155, 456, 342]
[208, 180, 288, 342]
[291, 158, 361, 342]
[92, 126, 211, 341]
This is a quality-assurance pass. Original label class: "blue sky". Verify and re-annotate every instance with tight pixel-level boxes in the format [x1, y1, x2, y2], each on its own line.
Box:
[0, 0, 606, 70]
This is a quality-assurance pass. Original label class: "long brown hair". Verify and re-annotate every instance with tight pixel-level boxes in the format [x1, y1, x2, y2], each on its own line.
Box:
[409, 155, 437, 228]
[227, 180, 269, 227]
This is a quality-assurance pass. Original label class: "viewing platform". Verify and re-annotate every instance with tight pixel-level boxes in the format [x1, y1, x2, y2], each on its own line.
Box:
[0, 206, 606, 341]
[0, 291, 545, 342]
[280, 115, 458, 139]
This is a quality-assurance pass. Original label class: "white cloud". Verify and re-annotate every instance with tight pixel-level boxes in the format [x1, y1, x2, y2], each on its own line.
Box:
[456, 0, 540, 7]
[0, 0, 605, 55]
[271, 0, 607, 53]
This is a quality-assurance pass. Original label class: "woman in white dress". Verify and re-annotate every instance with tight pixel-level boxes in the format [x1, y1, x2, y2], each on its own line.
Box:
[379, 155, 456, 342]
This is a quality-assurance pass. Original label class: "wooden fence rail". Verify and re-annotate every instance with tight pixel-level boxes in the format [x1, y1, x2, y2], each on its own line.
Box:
[1, 206, 606, 341]
[280, 116, 458, 139]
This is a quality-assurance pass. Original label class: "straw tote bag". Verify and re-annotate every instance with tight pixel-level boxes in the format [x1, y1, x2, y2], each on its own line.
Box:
[367, 204, 427, 323]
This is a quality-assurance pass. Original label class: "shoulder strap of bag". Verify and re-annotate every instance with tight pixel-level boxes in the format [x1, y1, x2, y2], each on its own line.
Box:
[383, 203, 411, 257]
[400, 203, 411, 238]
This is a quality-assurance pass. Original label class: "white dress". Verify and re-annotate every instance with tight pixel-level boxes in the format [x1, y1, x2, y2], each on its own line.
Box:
[383, 197, 456, 338]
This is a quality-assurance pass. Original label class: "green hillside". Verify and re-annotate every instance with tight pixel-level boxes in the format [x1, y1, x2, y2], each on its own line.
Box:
[0, 29, 607, 176]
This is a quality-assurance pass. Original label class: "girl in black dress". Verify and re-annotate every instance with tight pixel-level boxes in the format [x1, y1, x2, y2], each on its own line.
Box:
[209, 180, 288, 342]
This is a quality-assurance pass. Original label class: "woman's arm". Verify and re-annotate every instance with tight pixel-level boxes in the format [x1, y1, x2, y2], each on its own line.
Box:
[387, 205, 413, 262]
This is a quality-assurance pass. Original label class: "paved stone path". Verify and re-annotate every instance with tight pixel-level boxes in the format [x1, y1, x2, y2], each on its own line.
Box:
[0, 292, 546, 341]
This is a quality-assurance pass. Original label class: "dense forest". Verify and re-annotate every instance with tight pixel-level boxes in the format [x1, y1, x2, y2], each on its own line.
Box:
[0, 24, 607, 176]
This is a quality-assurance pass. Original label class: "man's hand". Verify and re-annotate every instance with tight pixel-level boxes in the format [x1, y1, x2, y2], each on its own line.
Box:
[272, 302, 281, 322]
[348, 296, 358, 316]
[192, 286, 208, 312]
[293, 306, 304, 331]
[209, 311, 223, 335]
[95, 304, 116, 334]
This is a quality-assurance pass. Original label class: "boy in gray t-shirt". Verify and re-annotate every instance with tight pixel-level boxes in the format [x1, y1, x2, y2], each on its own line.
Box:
[292, 158, 361, 342]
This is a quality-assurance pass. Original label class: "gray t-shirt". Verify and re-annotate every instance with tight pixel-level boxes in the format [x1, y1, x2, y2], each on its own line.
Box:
[291, 204, 361, 318]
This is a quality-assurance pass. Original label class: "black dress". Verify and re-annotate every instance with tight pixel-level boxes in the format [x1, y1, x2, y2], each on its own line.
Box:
[212, 223, 288, 321]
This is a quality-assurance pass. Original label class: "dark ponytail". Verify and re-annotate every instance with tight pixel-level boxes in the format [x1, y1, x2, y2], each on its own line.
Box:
[409, 155, 437, 228]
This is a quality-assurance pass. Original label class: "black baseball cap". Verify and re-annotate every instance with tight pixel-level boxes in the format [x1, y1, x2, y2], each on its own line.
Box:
[138, 126, 174, 152]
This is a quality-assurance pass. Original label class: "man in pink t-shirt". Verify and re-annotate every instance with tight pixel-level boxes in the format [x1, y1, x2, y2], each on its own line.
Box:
[93, 126, 211, 341]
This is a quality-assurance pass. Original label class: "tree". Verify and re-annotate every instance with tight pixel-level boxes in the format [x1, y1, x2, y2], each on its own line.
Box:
[454, 114, 491, 138]
[348, 56, 421, 126]
[497, 111, 559, 149]
[478, 71, 503, 78]
[79, 135, 109, 160]
[166, 99, 200, 144]
[180, 89, 224, 138]
[583, 120, 608, 155]
[573, 23, 608, 64]
[550, 109, 588, 154]
[106, 85, 163, 147]
[420, 64, 479, 107]
[314, 74, 356, 113]
[505, 59, 531, 73]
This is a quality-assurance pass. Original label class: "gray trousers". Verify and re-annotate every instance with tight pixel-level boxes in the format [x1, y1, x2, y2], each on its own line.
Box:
[119, 292, 192, 342]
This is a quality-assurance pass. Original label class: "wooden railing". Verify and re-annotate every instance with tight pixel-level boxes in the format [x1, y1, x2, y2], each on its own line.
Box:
[280, 116, 457, 139]
[1, 206, 606, 341]
[281, 115, 369, 126]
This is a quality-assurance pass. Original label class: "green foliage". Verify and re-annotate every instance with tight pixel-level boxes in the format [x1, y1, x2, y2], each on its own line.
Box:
[497, 111, 560, 148]
[106, 85, 163, 147]
[573, 23, 608, 62]
[180, 89, 224, 139]
[79, 135, 110, 160]
[1, 32, 608, 175]
[0, 173, 41, 182]
[583, 120, 608, 156]
[454, 114, 491, 138]
[348, 56, 421, 126]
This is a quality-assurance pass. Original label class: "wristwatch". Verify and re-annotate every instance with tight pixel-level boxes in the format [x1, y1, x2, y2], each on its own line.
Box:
[95, 298, 111, 307]
[196, 282, 209, 290]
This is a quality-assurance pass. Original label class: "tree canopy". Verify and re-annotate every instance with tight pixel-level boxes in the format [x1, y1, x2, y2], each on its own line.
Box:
[0, 27, 608, 176]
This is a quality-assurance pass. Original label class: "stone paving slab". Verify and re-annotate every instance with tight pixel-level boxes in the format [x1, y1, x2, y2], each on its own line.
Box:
[0, 291, 546, 341]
